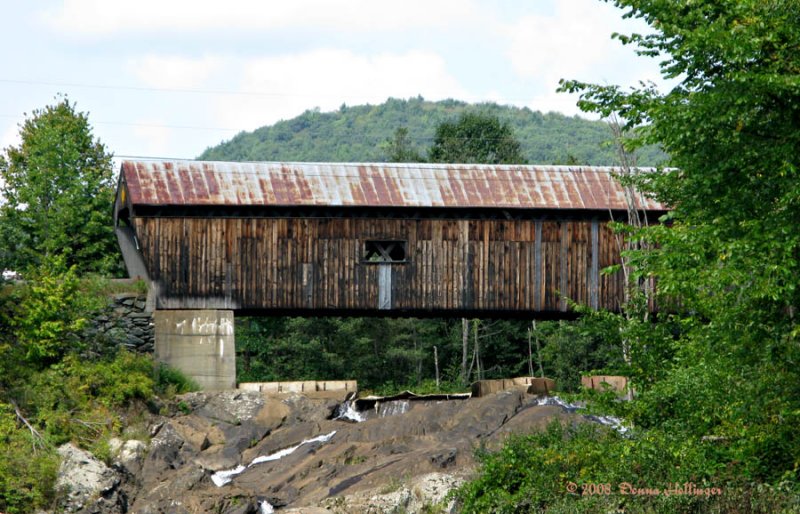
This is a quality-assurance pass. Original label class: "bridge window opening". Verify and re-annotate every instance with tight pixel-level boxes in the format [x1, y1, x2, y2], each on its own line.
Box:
[364, 240, 407, 263]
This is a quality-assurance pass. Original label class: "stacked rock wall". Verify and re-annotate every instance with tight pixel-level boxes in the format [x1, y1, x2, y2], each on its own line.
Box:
[87, 293, 154, 353]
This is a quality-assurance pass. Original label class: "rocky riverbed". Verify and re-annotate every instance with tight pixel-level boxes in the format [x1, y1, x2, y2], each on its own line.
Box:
[53, 388, 581, 514]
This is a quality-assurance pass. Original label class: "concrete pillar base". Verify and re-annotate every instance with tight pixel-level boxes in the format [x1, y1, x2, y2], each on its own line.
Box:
[154, 310, 236, 391]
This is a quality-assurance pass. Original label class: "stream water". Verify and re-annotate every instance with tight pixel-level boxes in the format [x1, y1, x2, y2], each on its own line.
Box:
[535, 396, 629, 434]
[211, 431, 337, 487]
[336, 394, 627, 433]
[333, 398, 365, 422]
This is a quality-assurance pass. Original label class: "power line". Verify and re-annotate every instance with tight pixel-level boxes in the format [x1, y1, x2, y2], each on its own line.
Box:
[0, 113, 240, 132]
[0, 78, 532, 102]
[0, 78, 347, 98]
[0, 112, 598, 144]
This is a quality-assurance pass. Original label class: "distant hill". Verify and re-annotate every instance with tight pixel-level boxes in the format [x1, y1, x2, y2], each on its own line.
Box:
[199, 97, 664, 166]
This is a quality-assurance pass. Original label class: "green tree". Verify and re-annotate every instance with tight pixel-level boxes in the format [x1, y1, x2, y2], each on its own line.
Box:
[559, 0, 800, 482]
[454, 2, 800, 512]
[429, 112, 527, 164]
[0, 97, 121, 275]
[382, 127, 423, 162]
[9, 256, 92, 369]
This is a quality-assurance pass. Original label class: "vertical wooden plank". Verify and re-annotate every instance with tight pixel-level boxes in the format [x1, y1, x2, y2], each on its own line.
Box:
[524, 240, 531, 310]
[266, 220, 273, 306]
[517, 242, 524, 310]
[534, 220, 542, 311]
[496, 225, 502, 310]
[498, 239, 505, 310]
[378, 264, 391, 310]
[320, 233, 327, 309]
[591, 219, 599, 309]
[481, 223, 489, 310]
[426, 238, 432, 309]
[343, 231, 349, 309]
[506, 240, 513, 311]
[432, 221, 441, 308]
[333, 235, 339, 309]
[560, 222, 569, 311]
[457, 220, 466, 309]
[265, 220, 272, 307]
[488, 239, 495, 309]
[444, 239, 450, 310]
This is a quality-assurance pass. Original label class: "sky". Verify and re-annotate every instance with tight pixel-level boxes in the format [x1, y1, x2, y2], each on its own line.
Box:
[0, 0, 668, 163]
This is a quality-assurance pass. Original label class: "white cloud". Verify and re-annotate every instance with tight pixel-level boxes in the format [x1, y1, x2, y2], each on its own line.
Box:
[0, 123, 20, 152]
[503, 0, 664, 114]
[127, 55, 223, 90]
[0, 124, 18, 204]
[131, 120, 173, 157]
[42, 0, 479, 35]
[212, 49, 469, 131]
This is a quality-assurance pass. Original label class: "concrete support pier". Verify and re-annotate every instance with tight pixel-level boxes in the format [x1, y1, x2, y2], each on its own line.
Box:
[154, 310, 236, 390]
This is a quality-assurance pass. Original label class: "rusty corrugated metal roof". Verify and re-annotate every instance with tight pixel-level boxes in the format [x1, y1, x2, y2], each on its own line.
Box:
[121, 160, 665, 211]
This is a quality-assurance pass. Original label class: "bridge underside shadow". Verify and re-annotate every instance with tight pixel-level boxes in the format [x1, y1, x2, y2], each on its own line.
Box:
[151, 306, 587, 391]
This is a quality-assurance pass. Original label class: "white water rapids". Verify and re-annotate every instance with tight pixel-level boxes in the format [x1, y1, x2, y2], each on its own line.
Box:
[334, 398, 365, 422]
[535, 396, 629, 434]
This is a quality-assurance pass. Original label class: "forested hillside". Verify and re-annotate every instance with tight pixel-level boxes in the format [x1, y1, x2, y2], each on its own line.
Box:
[199, 97, 664, 165]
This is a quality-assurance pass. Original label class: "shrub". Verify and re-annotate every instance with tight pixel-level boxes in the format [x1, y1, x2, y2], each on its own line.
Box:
[0, 403, 59, 514]
[10, 256, 94, 367]
[452, 420, 800, 513]
[155, 362, 200, 396]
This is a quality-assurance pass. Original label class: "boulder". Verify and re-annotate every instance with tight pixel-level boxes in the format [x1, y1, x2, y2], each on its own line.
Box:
[108, 438, 147, 475]
[56, 443, 123, 513]
[194, 391, 265, 424]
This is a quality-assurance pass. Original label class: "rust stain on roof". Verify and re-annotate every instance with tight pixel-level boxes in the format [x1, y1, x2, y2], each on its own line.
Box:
[120, 160, 665, 211]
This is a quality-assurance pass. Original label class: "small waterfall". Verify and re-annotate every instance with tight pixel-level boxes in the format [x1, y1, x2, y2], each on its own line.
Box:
[377, 399, 410, 418]
[535, 396, 629, 434]
[259, 501, 274, 513]
[535, 395, 582, 412]
[210, 465, 245, 487]
[334, 398, 365, 423]
[586, 414, 629, 435]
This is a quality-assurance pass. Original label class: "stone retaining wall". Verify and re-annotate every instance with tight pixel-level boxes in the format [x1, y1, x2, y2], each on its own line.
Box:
[86, 293, 154, 353]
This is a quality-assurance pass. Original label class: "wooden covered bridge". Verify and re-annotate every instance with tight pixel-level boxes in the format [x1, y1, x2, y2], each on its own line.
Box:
[114, 160, 664, 388]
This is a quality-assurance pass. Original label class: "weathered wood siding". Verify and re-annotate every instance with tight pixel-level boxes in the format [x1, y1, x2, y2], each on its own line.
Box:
[132, 217, 625, 314]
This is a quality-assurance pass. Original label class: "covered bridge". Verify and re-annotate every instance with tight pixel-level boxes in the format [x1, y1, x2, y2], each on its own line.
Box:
[113, 160, 664, 388]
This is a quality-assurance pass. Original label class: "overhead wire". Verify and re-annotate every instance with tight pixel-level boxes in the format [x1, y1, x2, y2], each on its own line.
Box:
[0, 77, 599, 155]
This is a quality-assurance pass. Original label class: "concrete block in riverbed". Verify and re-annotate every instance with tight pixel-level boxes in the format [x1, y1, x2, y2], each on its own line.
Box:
[525, 378, 556, 395]
[470, 377, 556, 397]
[581, 375, 629, 395]
[470, 379, 518, 397]
[239, 380, 358, 399]
[154, 310, 235, 391]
